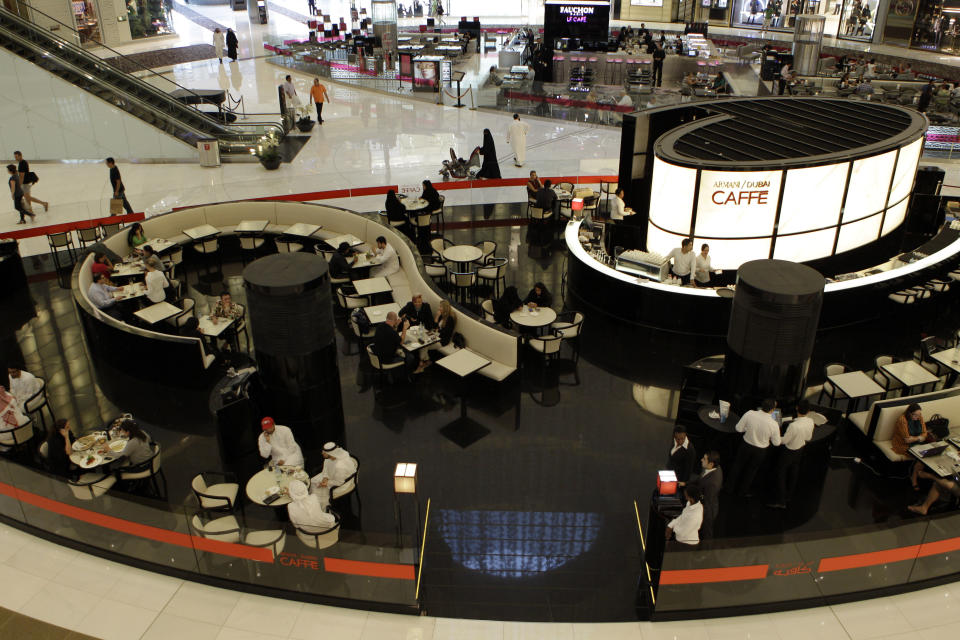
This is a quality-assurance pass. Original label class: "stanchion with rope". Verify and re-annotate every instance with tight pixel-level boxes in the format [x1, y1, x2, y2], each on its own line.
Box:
[441, 85, 474, 109]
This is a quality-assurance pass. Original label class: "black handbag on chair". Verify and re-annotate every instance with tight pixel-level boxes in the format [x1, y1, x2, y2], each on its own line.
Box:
[927, 414, 950, 439]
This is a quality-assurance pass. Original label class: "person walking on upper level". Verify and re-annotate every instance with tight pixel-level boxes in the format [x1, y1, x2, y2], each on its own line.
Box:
[507, 114, 529, 167]
[106, 158, 133, 215]
[14, 151, 47, 214]
[213, 28, 225, 63]
[310, 78, 330, 124]
[7, 164, 32, 224]
[226, 29, 238, 62]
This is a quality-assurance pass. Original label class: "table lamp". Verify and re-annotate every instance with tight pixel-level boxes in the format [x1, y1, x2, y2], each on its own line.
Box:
[657, 470, 678, 496]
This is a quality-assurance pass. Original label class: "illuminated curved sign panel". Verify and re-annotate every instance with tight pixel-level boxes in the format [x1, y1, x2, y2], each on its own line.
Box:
[647, 138, 924, 270]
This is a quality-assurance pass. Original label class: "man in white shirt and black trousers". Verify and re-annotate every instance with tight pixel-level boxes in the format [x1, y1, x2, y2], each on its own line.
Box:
[727, 398, 781, 497]
[768, 400, 815, 509]
[665, 238, 697, 285]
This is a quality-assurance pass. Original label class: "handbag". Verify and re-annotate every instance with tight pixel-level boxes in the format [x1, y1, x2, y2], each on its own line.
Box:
[24, 171, 38, 184]
[927, 414, 950, 439]
[109, 198, 124, 215]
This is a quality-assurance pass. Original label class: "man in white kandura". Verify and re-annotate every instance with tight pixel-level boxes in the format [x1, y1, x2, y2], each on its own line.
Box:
[287, 480, 336, 533]
[257, 416, 304, 467]
[7, 367, 41, 411]
[315, 442, 357, 486]
[506, 113, 530, 167]
[665, 485, 703, 545]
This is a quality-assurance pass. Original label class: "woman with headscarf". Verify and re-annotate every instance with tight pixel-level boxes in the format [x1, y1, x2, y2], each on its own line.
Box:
[384, 189, 412, 237]
[493, 286, 523, 326]
[287, 480, 336, 533]
[226, 29, 239, 62]
[523, 282, 553, 309]
[421, 179, 442, 211]
[475, 128, 501, 179]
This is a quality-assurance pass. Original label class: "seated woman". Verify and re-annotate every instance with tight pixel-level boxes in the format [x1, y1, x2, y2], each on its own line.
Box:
[384, 189, 413, 237]
[526, 171, 542, 200]
[113, 419, 154, 468]
[287, 480, 336, 533]
[523, 282, 553, 309]
[891, 403, 931, 490]
[91, 252, 114, 278]
[493, 286, 523, 327]
[421, 180, 442, 212]
[127, 223, 148, 252]
[44, 419, 75, 477]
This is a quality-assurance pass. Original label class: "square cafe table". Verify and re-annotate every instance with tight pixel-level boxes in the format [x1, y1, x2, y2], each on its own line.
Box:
[325, 233, 364, 248]
[881, 361, 940, 393]
[134, 301, 182, 325]
[236, 220, 269, 233]
[284, 222, 322, 238]
[198, 314, 234, 337]
[143, 238, 177, 253]
[183, 224, 220, 240]
[827, 371, 885, 413]
[437, 349, 491, 424]
[931, 349, 960, 386]
[364, 302, 401, 324]
[353, 277, 393, 297]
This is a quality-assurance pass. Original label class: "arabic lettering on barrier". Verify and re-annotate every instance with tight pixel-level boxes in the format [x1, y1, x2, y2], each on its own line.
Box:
[772, 561, 814, 576]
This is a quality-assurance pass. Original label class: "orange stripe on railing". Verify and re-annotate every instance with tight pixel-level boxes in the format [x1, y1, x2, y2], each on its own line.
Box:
[324, 557, 416, 580]
[918, 536, 960, 557]
[818, 546, 923, 572]
[0, 480, 272, 562]
[659, 564, 769, 585]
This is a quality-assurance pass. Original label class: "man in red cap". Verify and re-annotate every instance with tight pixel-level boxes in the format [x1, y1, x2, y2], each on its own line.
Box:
[258, 417, 304, 468]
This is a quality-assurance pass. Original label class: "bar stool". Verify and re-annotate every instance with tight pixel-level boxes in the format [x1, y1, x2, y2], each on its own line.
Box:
[76, 225, 102, 249]
[47, 232, 78, 272]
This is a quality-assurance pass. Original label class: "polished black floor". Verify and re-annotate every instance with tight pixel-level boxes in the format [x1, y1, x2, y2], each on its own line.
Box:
[4, 202, 960, 622]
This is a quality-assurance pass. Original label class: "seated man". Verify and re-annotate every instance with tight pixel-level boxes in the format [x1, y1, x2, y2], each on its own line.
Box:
[312, 441, 358, 490]
[7, 367, 42, 411]
[666, 485, 703, 545]
[286, 480, 336, 533]
[257, 416, 304, 467]
[534, 179, 559, 217]
[372, 312, 417, 374]
[329, 242, 357, 280]
[369, 236, 400, 278]
[88, 273, 122, 316]
[399, 294, 436, 329]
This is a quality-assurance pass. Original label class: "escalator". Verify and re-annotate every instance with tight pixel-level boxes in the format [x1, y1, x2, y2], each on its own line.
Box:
[0, 3, 283, 158]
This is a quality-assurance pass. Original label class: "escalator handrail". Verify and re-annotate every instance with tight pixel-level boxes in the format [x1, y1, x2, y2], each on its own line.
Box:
[5, 1, 212, 109]
[0, 7, 285, 149]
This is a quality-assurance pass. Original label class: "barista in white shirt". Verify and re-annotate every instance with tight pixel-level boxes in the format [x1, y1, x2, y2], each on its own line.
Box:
[609, 188, 633, 221]
[665, 238, 697, 285]
[666, 485, 704, 545]
[769, 400, 815, 509]
[369, 236, 400, 278]
[694, 243, 715, 287]
[6, 367, 41, 410]
[728, 398, 781, 496]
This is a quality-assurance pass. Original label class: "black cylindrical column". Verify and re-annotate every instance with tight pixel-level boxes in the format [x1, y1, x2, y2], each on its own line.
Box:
[243, 253, 344, 465]
[724, 260, 824, 414]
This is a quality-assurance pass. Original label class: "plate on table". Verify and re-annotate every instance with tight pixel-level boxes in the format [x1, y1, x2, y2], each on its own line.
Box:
[109, 439, 127, 453]
[78, 453, 103, 469]
[73, 435, 98, 451]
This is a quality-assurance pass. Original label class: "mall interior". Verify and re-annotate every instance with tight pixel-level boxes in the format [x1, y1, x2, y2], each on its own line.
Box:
[2, 0, 960, 638]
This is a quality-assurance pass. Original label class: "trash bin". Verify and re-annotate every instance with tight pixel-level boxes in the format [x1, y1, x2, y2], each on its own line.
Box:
[197, 138, 220, 167]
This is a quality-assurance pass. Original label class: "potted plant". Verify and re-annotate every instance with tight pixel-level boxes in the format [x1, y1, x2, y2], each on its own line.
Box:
[295, 105, 315, 132]
[257, 145, 282, 170]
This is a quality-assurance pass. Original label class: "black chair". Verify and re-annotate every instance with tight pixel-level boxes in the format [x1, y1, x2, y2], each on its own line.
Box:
[817, 363, 847, 407]
[238, 233, 266, 265]
[23, 378, 54, 433]
[47, 232, 78, 271]
[76, 226, 102, 249]
[118, 442, 167, 499]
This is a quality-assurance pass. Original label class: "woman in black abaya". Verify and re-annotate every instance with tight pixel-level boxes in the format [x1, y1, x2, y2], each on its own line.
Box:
[475, 128, 501, 179]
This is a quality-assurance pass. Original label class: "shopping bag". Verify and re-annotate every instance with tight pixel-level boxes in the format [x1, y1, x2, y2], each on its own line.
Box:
[109, 198, 124, 215]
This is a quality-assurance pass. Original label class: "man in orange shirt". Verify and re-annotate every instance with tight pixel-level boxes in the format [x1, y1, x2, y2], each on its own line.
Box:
[309, 78, 330, 124]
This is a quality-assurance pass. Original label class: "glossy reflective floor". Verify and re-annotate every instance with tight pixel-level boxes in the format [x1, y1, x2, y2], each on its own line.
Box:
[7, 200, 960, 625]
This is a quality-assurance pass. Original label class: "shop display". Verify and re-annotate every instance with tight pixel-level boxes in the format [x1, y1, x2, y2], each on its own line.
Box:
[126, 0, 175, 40]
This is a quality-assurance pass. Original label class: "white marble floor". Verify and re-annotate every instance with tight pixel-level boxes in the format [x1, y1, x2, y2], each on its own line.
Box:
[1, 520, 959, 640]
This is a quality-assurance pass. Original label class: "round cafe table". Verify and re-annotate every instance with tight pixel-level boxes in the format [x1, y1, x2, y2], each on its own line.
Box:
[246, 468, 311, 507]
[510, 307, 557, 334]
[402, 197, 429, 212]
[442, 244, 483, 269]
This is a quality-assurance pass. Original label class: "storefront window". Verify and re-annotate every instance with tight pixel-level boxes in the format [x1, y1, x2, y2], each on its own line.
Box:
[72, 0, 101, 45]
[837, 0, 877, 39]
[730, 0, 788, 29]
[126, 0, 175, 39]
[912, 0, 960, 53]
